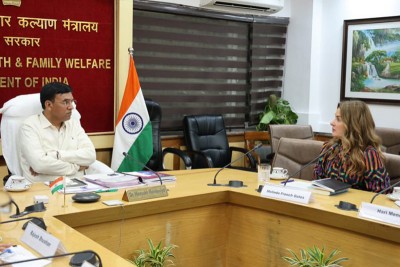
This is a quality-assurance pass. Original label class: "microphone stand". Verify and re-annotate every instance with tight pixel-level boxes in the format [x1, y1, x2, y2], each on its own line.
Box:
[9, 199, 20, 218]
[336, 175, 400, 211]
[122, 152, 163, 185]
[0, 250, 102, 266]
[370, 179, 400, 203]
[282, 143, 338, 186]
[208, 143, 262, 187]
[0, 216, 46, 230]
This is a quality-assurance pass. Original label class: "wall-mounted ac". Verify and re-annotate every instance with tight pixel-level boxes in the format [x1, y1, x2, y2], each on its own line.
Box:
[199, 0, 284, 15]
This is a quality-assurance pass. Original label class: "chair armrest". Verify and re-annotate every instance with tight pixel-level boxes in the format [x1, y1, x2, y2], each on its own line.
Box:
[266, 152, 275, 164]
[230, 146, 257, 169]
[186, 150, 214, 168]
[162, 147, 192, 170]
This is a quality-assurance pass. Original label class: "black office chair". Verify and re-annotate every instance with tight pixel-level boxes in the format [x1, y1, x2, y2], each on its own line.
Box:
[145, 100, 192, 171]
[183, 114, 257, 170]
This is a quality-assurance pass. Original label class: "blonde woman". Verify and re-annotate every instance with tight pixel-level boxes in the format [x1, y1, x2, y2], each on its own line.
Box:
[313, 100, 390, 192]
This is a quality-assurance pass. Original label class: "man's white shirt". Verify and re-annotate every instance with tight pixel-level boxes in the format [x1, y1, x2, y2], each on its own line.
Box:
[18, 113, 96, 182]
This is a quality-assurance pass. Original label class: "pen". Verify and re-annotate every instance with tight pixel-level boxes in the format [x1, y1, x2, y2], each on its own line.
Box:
[0, 247, 15, 257]
[95, 189, 118, 193]
[281, 179, 294, 184]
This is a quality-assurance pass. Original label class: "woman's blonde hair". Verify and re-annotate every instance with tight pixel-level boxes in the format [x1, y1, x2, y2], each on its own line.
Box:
[328, 100, 383, 175]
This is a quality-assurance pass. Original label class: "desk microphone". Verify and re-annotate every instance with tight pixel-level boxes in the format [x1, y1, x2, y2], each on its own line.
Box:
[0, 192, 21, 217]
[9, 199, 21, 217]
[370, 179, 400, 203]
[0, 216, 47, 230]
[122, 152, 163, 185]
[282, 143, 338, 186]
[0, 249, 102, 267]
[208, 143, 262, 187]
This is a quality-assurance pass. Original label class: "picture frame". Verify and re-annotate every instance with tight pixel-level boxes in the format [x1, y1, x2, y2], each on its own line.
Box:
[340, 16, 400, 104]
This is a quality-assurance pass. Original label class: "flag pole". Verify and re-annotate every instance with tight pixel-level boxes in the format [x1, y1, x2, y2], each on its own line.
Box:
[62, 176, 67, 207]
[128, 47, 134, 55]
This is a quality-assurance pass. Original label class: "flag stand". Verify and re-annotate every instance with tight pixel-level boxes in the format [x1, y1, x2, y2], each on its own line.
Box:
[62, 176, 67, 207]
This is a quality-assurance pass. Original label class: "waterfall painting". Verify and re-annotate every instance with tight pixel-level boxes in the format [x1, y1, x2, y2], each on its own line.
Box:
[341, 16, 400, 104]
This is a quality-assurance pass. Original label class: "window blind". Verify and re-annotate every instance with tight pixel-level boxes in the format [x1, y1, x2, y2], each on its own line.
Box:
[249, 23, 287, 125]
[132, 1, 288, 132]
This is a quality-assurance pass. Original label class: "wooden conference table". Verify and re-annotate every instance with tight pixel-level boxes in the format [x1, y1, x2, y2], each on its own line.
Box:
[1, 169, 400, 266]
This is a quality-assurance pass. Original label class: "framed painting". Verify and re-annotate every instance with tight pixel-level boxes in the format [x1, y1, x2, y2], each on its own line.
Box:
[340, 16, 400, 104]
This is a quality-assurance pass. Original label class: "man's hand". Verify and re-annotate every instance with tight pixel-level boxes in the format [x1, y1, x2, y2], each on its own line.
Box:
[0, 243, 12, 252]
[29, 167, 38, 176]
[78, 166, 89, 172]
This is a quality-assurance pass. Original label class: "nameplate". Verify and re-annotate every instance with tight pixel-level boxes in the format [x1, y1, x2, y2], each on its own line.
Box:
[261, 183, 312, 204]
[359, 202, 400, 226]
[122, 185, 168, 202]
[21, 221, 66, 257]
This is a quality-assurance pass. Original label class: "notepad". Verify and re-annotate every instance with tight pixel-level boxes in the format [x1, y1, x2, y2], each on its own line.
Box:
[311, 187, 350, 196]
[311, 178, 351, 193]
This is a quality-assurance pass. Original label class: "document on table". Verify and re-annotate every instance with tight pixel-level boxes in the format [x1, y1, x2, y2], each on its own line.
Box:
[84, 172, 142, 188]
[0, 245, 51, 267]
[285, 181, 312, 190]
[44, 178, 105, 194]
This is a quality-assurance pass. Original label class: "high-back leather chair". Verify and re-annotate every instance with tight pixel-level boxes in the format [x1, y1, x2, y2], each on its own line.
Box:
[183, 114, 256, 169]
[383, 152, 400, 185]
[145, 99, 163, 171]
[376, 127, 400, 155]
[266, 124, 314, 164]
[145, 99, 191, 171]
[269, 124, 314, 154]
[272, 137, 324, 180]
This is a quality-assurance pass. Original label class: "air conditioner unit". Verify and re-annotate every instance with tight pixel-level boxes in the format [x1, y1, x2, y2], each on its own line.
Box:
[199, 0, 284, 15]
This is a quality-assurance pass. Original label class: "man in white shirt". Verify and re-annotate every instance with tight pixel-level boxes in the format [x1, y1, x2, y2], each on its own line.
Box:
[18, 82, 96, 182]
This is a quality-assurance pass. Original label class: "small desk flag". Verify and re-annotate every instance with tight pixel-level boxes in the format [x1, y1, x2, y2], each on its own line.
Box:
[49, 176, 64, 194]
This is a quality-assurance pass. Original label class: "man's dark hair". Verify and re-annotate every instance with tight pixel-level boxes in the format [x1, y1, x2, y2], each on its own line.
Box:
[40, 82, 73, 109]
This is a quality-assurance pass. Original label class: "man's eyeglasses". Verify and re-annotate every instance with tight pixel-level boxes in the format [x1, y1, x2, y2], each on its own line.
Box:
[56, 99, 77, 106]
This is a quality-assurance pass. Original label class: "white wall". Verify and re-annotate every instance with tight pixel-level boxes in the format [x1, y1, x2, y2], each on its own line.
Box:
[284, 0, 400, 133]
[280, 0, 313, 126]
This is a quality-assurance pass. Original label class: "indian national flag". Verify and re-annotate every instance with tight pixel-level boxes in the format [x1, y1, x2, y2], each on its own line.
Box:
[111, 54, 153, 172]
[49, 176, 64, 194]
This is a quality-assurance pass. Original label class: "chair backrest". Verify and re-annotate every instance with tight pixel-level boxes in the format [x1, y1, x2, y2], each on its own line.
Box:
[0, 93, 81, 176]
[183, 114, 230, 168]
[383, 152, 400, 185]
[145, 99, 163, 171]
[272, 137, 324, 180]
[375, 127, 400, 155]
[269, 124, 314, 153]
